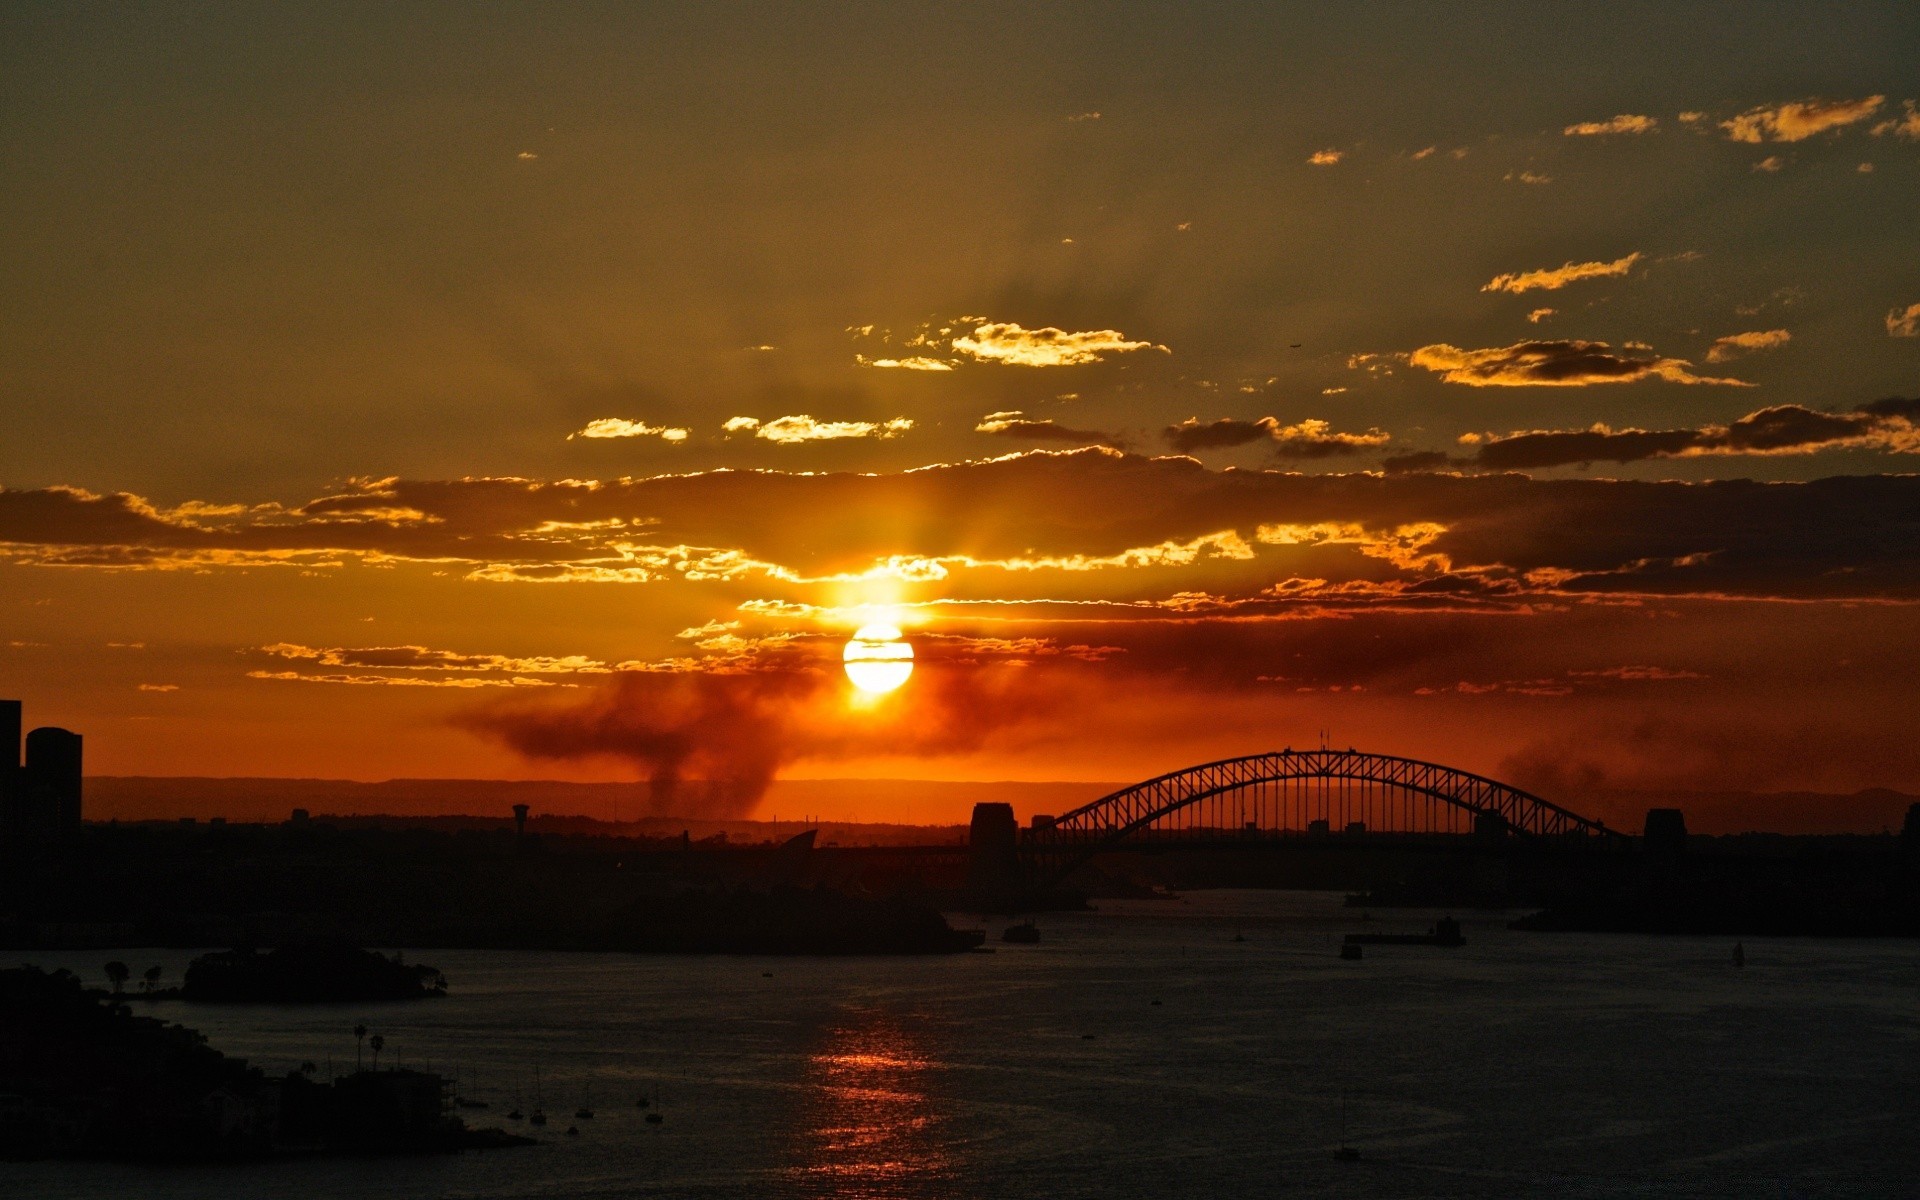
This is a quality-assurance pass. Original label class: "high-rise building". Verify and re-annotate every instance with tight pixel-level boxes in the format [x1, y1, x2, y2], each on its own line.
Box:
[26, 726, 83, 832]
[0, 703, 84, 839]
[0, 699, 21, 829]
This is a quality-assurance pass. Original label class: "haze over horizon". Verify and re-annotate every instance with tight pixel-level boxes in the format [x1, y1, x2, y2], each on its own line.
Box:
[5, 3, 1920, 822]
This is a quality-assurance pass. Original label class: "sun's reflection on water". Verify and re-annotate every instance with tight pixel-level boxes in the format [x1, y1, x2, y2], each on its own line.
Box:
[787, 1012, 952, 1197]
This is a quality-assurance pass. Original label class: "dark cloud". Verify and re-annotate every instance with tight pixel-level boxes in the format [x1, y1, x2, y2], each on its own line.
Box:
[1164, 416, 1275, 451]
[1473, 399, 1920, 469]
[1408, 340, 1749, 387]
[7, 449, 1920, 601]
[1382, 451, 1464, 474]
[975, 412, 1122, 447]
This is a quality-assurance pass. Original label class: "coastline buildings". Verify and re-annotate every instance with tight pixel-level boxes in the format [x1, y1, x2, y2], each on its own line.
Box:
[0, 700, 82, 839]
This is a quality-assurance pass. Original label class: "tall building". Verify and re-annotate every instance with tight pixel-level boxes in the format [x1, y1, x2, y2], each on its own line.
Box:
[0, 702, 83, 839]
[26, 727, 83, 832]
[0, 699, 21, 829]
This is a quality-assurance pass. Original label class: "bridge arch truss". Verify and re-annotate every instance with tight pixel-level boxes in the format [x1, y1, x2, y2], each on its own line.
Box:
[1022, 749, 1621, 873]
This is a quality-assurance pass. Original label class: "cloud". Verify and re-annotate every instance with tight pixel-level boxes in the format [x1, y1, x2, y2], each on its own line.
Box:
[249, 670, 564, 689]
[569, 418, 691, 442]
[1308, 149, 1344, 165]
[1471, 399, 1920, 469]
[11, 448, 1920, 606]
[1564, 114, 1657, 136]
[1066, 111, 1101, 122]
[724, 415, 914, 443]
[1407, 340, 1751, 387]
[137, 683, 179, 692]
[975, 412, 1120, 446]
[1721, 96, 1884, 142]
[951, 322, 1162, 367]
[1704, 329, 1791, 363]
[1482, 253, 1642, 294]
[1728, 97, 1889, 144]
[1872, 100, 1920, 139]
[1752, 155, 1785, 172]
[1527, 308, 1556, 324]
[260, 642, 614, 675]
[1162, 417, 1389, 457]
[1503, 170, 1552, 185]
[856, 356, 953, 371]
[1381, 451, 1460, 475]
[1887, 303, 1920, 338]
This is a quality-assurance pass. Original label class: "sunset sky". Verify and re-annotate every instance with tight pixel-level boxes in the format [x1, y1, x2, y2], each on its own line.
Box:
[4, 4, 1918, 820]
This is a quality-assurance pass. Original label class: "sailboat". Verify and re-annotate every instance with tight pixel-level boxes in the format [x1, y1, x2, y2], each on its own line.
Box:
[576, 1083, 595, 1120]
[529, 1066, 548, 1126]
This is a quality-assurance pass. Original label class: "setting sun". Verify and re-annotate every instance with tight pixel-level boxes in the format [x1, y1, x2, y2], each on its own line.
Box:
[843, 624, 914, 694]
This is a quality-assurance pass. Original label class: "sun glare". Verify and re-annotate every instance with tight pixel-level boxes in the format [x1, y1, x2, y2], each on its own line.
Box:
[843, 623, 913, 694]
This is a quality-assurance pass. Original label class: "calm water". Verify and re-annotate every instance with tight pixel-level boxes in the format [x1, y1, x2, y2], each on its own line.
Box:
[7, 890, 1918, 1198]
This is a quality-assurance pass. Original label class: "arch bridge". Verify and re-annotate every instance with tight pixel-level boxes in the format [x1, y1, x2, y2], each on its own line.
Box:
[1017, 748, 1625, 883]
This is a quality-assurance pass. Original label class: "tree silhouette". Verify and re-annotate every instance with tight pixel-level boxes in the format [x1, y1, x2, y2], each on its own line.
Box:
[104, 961, 129, 995]
[354, 1023, 367, 1071]
[369, 1034, 385, 1072]
[141, 965, 162, 994]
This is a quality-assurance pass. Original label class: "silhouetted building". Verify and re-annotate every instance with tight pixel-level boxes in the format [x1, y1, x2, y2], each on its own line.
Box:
[1644, 808, 1687, 858]
[0, 699, 20, 829]
[966, 802, 1021, 897]
[1, 703, 83, 840]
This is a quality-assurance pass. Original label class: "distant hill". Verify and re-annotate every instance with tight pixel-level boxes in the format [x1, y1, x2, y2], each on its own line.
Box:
[84, 776, 1920, 838]
[83, 776, 1124, 830]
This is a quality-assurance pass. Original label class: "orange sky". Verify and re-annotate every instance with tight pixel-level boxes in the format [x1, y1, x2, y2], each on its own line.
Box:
[3, 6, 1919, 822]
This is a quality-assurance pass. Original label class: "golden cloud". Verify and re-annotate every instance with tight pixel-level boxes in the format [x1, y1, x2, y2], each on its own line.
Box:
[1308, 149, 1344, 165]
[856, 355, 954, 371]
[260, 642, 614, 674]
[1888, 303, 1920, 338]
[1872, 101, 1920, 139]
[569, 418, 691, 442]
[1482, 253, 1642, 294]
[1704, 329, 1791, 363]
[724, 415, 914, 443]
[1564, 114, 1657, 136]
[1721, 96, 1884, 143]
[951, 322, 1162, 367]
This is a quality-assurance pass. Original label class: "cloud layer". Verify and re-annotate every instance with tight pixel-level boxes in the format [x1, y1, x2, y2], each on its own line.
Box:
[1407, 340, 1748, 387]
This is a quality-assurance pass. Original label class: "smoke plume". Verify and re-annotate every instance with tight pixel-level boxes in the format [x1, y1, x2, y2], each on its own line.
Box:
[456, 664, 1079, 818]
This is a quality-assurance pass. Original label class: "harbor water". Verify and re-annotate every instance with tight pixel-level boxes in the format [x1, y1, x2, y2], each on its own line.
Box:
[7, 890, 1916, 1198]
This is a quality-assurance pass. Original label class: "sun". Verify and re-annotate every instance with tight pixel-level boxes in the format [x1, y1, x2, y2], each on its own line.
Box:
[843, 623, 913, 694]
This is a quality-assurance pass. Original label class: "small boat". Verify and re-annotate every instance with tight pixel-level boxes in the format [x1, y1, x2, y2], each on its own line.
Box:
[565, 1125, 579, 1137]
[455, 1096, 490, 1110]
[645, 1112, 664, 1125]
[1002, 921, 1040, 944]
[529, 1109, 548, 1127]
[1340, 943, 1363, 960]
[635, 1096, 651, 1109]
[506, 1108, 524, 1122]
[576, 1084, 594, 1120]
